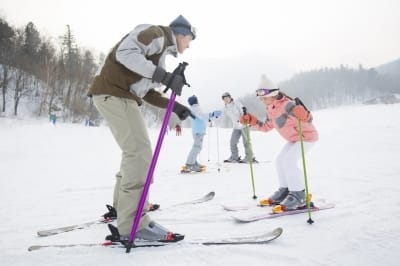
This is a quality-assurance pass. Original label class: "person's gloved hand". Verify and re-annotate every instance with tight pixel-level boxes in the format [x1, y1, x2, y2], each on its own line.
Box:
[293, 105, 310, 122]
[152, 66, 185, 96]
[209, 110, 222, 119]
[173, 102, 191, 120]
[240, 113, 258, 126]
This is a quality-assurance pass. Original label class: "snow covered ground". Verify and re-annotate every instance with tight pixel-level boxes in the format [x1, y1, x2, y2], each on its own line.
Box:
[1, 103, 399, 266]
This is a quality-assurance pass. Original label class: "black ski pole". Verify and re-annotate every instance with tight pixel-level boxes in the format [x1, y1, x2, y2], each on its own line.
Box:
[216, 121, 221, 172]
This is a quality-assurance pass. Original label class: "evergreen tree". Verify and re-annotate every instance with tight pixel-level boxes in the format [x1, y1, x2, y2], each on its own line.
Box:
[61, 24, 79, 116]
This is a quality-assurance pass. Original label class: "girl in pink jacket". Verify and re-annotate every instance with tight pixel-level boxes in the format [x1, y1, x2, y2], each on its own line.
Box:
[240, 76, 318, 211]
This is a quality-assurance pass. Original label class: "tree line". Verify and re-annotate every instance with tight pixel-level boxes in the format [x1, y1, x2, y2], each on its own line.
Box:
[0, 18, 102, 122]
[1, 17, 399, 126]
[279, 64, 400, 110]
[0, 17, 184, 127]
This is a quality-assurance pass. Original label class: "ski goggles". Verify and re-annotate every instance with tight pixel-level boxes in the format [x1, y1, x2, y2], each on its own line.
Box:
[191, 26, 197, 40]
[256, 88, 280, 97]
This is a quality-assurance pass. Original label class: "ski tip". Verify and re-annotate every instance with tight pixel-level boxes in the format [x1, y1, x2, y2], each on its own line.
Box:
[28, 245, 40, 251]
[265, 227, 283, 242]
[221, 204, 251, 211]
[206, 191, 216, 199]
[230, 213, 248, 222]
[231, 216, 251, 223]
[273, 227, 284, 237]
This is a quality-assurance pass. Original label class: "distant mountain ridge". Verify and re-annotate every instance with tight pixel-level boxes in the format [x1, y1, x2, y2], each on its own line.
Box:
[264, 58, 400, 111]
[376, 57, 400, 76]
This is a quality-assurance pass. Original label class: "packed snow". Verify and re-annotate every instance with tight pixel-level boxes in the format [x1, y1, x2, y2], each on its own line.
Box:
[0, 103, 399, 266]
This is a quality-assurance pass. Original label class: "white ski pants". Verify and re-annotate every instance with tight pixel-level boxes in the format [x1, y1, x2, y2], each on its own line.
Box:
[275, 141, 315, 191]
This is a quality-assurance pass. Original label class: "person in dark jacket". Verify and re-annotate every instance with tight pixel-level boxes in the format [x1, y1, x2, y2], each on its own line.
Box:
[88, 15, 196, 242]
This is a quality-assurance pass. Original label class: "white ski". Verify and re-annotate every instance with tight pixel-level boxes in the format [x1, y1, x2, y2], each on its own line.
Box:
[231, 202, 335, 223]
[37, 191, 215, 237]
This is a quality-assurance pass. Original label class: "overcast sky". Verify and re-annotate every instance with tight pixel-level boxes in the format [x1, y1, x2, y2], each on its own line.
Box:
[1, 0, 399, 108]
[1, 0, 399, 69]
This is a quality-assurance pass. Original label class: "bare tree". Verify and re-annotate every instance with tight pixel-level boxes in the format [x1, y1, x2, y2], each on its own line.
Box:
[0, 18, 15, 113]
[0, 65, 11, 113]
[35, 39, 59, 116]
[69, 49, 97, 121]
[12, 69, 35, 115]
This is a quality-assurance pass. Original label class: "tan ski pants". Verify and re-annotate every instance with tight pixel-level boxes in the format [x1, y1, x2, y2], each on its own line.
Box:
[93, 95, 152, 235]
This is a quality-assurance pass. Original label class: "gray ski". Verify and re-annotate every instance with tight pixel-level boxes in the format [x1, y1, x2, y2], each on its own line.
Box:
[29, 227, 282, 251]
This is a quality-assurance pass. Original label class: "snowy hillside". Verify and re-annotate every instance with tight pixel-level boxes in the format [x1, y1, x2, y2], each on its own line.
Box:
[0, 103, 399, 266]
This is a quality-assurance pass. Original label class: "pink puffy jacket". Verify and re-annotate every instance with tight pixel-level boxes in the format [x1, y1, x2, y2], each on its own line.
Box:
[254, 96, 319, 143]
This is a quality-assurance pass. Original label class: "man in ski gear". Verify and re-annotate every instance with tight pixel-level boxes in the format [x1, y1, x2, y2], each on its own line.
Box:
[88, 15, 196, 242]
[216, 92, 256, 163]
[240, 75, 318, 211]
[182, 95, 208, 172]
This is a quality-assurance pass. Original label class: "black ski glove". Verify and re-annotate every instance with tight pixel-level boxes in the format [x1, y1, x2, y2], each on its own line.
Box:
[173, 102, 191, 120]
[152, 66, 185, 96]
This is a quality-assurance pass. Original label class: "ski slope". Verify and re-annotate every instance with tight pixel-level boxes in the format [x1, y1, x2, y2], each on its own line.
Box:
[0, 103, 399, 266]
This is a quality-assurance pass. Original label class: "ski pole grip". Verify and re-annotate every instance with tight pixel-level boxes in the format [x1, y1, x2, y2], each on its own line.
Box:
[163, 62, 190, 94]
[241, 107, 249, 126]
[294, 97, 309, 112]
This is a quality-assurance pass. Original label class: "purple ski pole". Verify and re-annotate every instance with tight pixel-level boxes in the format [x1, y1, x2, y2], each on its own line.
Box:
[126, 62, 189, 253]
